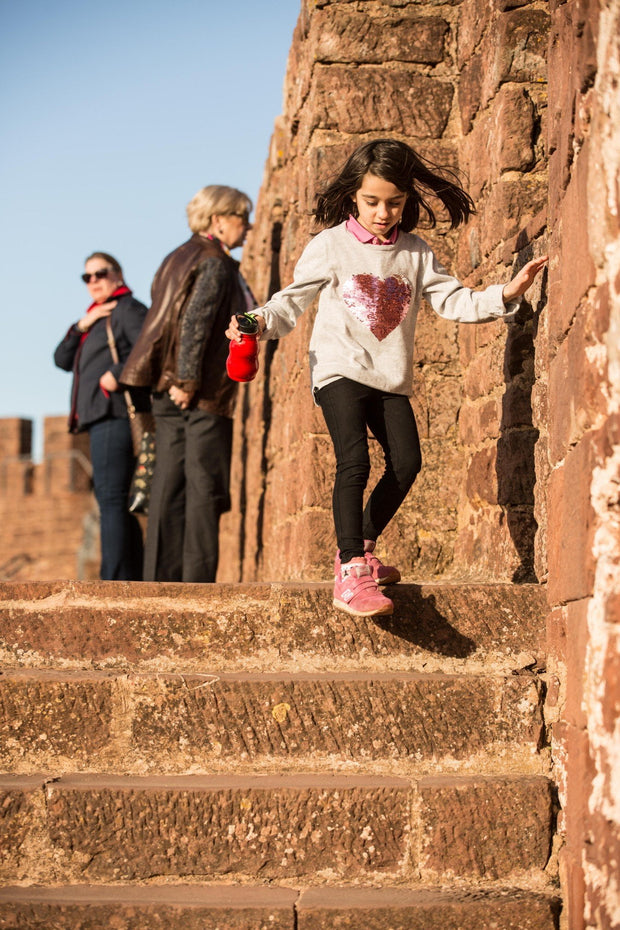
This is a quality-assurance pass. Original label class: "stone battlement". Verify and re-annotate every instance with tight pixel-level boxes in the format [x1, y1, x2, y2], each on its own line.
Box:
[0, 416, 97, 581]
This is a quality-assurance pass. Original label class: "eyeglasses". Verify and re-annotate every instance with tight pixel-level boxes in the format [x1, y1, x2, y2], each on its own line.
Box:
[231, 212, 250, 223]
[81, 268, 112, 284]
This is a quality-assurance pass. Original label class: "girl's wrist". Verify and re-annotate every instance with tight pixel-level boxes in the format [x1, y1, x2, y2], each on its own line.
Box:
[502, 284, 516, 304]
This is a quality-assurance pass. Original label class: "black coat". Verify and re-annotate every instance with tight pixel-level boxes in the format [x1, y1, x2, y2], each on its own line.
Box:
[54, 293, 148, 431]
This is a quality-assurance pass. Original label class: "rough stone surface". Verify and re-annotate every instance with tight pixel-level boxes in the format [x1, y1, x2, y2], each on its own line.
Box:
[0, 886, 297, 930]
[6, 775, 411, 882]
[0, 669, 544, 773]
[1, 0, 619, 926]
[297, 886, 561, 930]
[0, 581, 548, 672]
[418, 775, 554, 879]
[216, 0, 550, 589]
[0, 886, 562, 930]
[0, 564, 554, 915]
[0, 772, 556, 886]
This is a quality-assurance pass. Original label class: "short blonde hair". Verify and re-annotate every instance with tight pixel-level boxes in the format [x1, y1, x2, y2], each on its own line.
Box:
[186, 185, 252, 233]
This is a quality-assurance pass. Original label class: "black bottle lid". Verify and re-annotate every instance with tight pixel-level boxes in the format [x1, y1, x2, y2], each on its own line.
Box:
[236, 313, 259, 335]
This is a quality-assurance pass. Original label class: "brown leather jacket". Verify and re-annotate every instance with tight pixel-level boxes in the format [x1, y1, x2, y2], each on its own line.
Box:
[121, 234, 244, 418]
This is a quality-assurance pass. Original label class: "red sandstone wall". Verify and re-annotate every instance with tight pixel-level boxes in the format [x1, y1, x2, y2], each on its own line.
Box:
[221, 2, 620, 922]
[220, 0, 549, 585]
[0, 417, 98, 581]
[544, 2, 620, 927]
[1, 4, 618, 924]
[453, 0, 549, 582]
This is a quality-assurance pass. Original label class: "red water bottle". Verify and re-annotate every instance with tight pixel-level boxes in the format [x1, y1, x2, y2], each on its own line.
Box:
[226, 313, 260, 382]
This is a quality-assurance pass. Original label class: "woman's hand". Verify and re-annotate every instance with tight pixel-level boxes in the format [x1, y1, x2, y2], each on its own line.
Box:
[99, 371, 119, 393]
[169, 385, 193, 410]
[225, 313, 266, 342]
[77, 300, 117, 333]
[502, 256, 548, 303]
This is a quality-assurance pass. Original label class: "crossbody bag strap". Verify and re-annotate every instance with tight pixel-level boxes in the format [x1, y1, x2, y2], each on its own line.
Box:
[105, 317, 137, 418]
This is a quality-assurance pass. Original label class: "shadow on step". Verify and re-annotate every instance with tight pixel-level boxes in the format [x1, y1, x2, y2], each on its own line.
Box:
[374, 587, 476, 658]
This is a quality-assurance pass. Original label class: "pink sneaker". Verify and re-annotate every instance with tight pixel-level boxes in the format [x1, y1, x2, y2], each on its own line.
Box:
[333, 558, 394, 617]
[364, 540, 401, 585]
[334, 547, 401, 586]
[364, 551, 401, 585]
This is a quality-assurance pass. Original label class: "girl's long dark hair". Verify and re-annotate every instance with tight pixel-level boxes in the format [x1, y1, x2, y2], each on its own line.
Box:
[313, 138, 475, 231]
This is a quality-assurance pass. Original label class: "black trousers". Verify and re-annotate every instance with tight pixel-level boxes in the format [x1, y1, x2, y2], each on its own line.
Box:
[317, 378, 422, 564]
[144, 393, 233, 583]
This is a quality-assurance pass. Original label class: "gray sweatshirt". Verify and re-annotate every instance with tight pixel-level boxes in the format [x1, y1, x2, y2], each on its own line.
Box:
[261, 221, 519, 397]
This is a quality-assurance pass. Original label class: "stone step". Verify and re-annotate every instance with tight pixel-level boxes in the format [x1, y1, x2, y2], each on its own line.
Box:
[1, 774, 554, 885]
[0, 581, 547, 672]
[0, 669, 544, 776]
[0, 884, 561, 929]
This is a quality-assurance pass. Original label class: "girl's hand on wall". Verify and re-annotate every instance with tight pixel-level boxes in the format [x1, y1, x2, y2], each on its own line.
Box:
[502, 256, 548, 303]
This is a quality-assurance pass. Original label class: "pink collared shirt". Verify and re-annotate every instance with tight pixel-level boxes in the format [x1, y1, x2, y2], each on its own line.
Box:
[345, 214, 399, 245]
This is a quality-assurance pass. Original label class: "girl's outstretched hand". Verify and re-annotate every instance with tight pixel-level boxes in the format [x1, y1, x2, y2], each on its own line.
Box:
[502, 255, 548, 303]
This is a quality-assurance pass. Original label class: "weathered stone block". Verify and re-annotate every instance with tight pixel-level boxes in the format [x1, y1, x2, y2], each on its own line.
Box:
[297, 887, 560, 929]
[563, 599, 591, 731]
[459, 9, 549, 132]
[462, 85, 536, 199]
[459, 398, 502, 445]
[478, 178, 548, 255]
[533, 433, 550, 582]
[547, 0, 598, 195]
[0, 420, 32, 479]
[548, 149, 597, 344]
[457, 0, 494, 66]
[0, 672, 114, 769]
[0, 885, 298, 930]
[45, 775, 410, 881]
[300, 66, 453, 145]
[454, 505, 537, 583]
[463, 338, 506, 401]
[546, 437, 596, 605]
[0, 581, 548, 672]
[466, 445, 499, 507]
[0, 776, 46, 882]
[312, 10, 449, 64]
[548, 298, 611, 464]
[258, 510, 334, 583]
[414, 300, 459, 367]
[124, 672, 543, 770]
[418, 775, 554, 878]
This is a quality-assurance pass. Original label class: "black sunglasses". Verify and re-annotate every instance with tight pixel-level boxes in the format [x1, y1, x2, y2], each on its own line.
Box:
[81, 268, 112, 284]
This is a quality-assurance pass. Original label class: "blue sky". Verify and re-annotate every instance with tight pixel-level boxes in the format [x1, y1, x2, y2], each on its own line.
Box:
[0, 0, 300, 460]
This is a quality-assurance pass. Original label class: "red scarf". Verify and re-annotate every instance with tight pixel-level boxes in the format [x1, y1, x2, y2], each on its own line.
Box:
[79, 284, 132, 346]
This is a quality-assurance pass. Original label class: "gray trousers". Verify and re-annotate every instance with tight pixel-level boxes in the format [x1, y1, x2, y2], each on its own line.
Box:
[144, 392, 233, 583]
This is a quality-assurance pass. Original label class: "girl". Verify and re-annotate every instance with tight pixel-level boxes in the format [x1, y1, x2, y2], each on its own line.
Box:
[227, 138, 547, 618]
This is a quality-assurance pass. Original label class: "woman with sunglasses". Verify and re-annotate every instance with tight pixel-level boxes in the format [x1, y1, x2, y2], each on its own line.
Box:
[54, 252, 148, 580]
[121, 185, 253, 583]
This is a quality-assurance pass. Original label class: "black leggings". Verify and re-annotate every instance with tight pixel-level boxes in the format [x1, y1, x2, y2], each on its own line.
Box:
[317, 378, 422, 564]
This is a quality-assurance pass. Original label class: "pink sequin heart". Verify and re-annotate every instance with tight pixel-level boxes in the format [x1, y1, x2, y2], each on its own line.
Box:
[342, 274, 411, 341]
